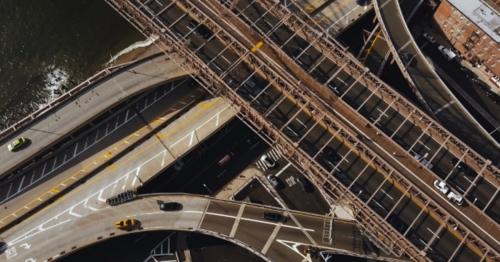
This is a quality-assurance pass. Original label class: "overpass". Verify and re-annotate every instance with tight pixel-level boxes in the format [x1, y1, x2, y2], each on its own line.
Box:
[107, 0, 499, 261]
[0, 53, 192, 178]
[373, 0, 500, 161]
[0, 91, 236, 231]
[1, 194, 400, 262]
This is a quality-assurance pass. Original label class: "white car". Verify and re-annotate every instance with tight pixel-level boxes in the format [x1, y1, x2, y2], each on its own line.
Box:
[433, 180, 450, 195]
[447, 192, 464, 206]
[260, 154, 277, 169]
[438, 45, 457, 60]
[434, 180, 464, 206]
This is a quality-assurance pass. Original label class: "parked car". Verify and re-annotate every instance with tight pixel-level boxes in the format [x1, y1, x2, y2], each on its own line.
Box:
[267, 174, 280, 188]
[263, 212, 287, 222]
[260, 154, 277, 169]
[115, 218, 140, 231]
[7, 137, 30, 152]
[422, 32, 436, 43]
[159, 201, 183, 211]
[438, 45, 457, 60]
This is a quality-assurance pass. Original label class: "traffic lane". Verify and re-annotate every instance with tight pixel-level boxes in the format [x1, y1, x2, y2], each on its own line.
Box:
[0, 85, 206, 231]
[0, 55, 189, 177]
[378, 0, 500, 162]
[2, 195, 210, 262]
[419, 38, 500, 124]
[1, 96, 233, 240]
[0, 82, 198, 205]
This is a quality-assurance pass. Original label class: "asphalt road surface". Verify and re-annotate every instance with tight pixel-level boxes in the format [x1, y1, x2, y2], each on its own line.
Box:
[0, 54, 190, 179]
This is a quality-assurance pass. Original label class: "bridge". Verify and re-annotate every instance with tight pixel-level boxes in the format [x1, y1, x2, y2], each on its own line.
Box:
[2, 194, 400, 262]
[105, 0, 499, 261]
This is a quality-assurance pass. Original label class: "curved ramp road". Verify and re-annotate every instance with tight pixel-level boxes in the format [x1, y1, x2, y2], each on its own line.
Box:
[373, 0, 500, 161]
[1, 194, 396, 262]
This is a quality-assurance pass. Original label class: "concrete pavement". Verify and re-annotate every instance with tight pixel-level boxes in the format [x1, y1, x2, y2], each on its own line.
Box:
[1, 194, 400, 262]
[0, 54, 192, 178]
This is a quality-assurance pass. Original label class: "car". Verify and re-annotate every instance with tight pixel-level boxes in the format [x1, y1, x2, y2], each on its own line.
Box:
[438, 45, 457, 60]
[447, 192, 464, 206]
[267, 174, 280, 188]
[159, 201, 183, 211]
[0, 242, 6, 254]
[433, 180, 450, 195]
[263, 212, 287, 222]
[297, 177, 314, 193]
[218, 152, 234, 166]
[260, 154, 277, 169]
[7, 137, 30, 152]
[115, 218, 140, 231]
[422, 32, 436, 43]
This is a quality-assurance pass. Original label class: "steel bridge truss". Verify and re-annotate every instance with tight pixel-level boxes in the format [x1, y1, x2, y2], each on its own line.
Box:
[106, 0, 498, 261]
[233, 0, 500, 212]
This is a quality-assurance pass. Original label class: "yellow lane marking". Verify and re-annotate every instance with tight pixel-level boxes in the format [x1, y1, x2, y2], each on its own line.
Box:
[0, 98, 230, 230]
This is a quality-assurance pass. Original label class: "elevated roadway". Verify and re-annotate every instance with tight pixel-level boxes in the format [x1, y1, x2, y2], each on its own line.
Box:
[1, 194, 399, 262]
[0, 54, 192, 178]
[108, 0, 499, 260]
[373, 0, 500, 160]
[0, 94, 236, 232]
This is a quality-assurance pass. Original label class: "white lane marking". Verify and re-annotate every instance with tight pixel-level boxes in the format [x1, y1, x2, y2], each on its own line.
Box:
[188, 131, 195, 147]
[69, 207, 82, 218]
[5, 246, 17, 259]
[5, 104, 232, 250]
[262, 223, 281, 254]
[84, 198, 98, 211]
[185, 210, 314, 232]
[19, 243, 31, 250]
[275, 163, 291, 177]
[229, 204, 246, 237]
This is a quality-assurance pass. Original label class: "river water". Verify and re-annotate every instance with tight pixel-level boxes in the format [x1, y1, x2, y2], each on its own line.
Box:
[0, 0, 142, 130]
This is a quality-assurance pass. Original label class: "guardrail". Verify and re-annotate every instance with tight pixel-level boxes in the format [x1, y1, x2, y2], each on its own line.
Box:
[0, 57, 151, 144]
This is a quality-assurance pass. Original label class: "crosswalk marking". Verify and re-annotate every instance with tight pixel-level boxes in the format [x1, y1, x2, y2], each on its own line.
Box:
[255, 147, 284, 171]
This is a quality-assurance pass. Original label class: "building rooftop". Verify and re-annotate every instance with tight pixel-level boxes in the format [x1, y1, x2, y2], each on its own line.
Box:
[449, 0, 500, 43]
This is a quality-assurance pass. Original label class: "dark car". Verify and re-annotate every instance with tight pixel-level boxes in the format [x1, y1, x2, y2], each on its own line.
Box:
[298, 177, 314, 193]
[160, 201, 183, 211]
[0, 242, 6, 254]
[263, 212, 287, 222]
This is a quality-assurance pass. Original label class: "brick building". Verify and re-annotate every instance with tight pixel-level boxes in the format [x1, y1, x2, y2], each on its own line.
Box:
[434, 0, 500, 78]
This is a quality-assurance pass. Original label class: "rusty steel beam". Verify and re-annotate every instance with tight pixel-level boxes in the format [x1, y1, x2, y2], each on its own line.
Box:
[106, 0, 426, 259]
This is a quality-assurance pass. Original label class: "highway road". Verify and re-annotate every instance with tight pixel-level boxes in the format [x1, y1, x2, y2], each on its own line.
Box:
[1, 194, 394, 262]
[373, 0, 500, 160]
[110, 0, 499, 260]
[0, 91, 236, 231]
[0, 78, 200, 207]
[0, 54, 191, 179]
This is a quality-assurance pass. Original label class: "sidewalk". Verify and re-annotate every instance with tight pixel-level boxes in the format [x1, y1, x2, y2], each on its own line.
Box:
[215, 167, 263, 200]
